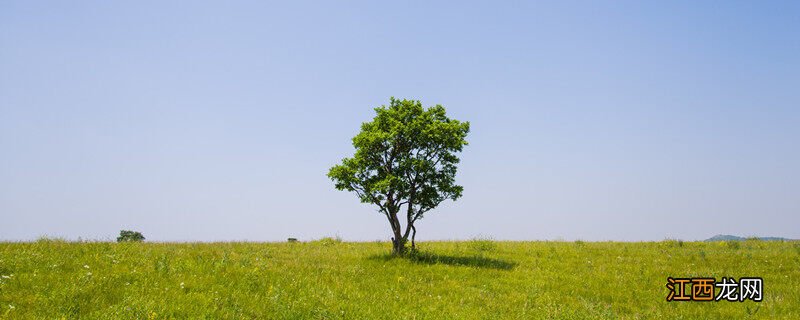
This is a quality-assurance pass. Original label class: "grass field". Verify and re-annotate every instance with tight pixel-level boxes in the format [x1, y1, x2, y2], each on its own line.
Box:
[1, 239, 798, 319]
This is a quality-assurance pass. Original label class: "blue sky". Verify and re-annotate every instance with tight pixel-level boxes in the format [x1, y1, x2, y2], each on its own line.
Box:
[1, 1, 798, 241]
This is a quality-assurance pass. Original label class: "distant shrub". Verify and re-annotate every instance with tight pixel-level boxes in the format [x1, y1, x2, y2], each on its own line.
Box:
[117, 230, 145, 242]
[574, 240, 585, 246]
[287, 238, 298, 242]
[726, 240, 741, 250]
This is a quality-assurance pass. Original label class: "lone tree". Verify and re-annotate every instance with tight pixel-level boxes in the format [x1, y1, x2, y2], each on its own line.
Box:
[117, 230, 145, 242]
[328, 98, 469, 255]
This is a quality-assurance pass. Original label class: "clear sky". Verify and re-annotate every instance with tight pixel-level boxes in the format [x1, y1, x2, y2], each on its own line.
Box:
[1, 1, 798, 242]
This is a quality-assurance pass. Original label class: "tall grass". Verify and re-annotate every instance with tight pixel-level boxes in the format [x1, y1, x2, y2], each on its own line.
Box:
[0, 240, 797, 319]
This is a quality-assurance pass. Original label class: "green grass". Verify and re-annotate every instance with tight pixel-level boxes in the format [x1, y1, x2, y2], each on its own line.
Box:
[1, 239, 798, 319]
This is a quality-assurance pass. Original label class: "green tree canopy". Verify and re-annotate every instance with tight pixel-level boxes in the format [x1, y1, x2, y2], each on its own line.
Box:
[117, 230, 145, 242]
[328, 98, 469, 254]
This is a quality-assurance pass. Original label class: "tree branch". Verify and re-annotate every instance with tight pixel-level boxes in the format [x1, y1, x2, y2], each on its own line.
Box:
[350, 183, 390, 219]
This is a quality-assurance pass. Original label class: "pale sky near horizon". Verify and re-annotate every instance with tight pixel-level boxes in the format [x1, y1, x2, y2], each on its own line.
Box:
[1, 1, 798, 242]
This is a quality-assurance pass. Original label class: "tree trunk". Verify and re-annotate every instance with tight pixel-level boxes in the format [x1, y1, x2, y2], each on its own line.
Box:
[392, 237, 406, 255]
[411, 224, 417, 251]
[388, 210, 407, 255]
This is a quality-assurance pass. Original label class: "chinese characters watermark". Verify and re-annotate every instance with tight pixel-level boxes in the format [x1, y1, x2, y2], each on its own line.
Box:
[666, 277, 762, 302]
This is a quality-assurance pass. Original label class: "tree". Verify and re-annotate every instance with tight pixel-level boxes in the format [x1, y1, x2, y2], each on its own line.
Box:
[117, 230, 145, 242]
[328, 98, 469, 255]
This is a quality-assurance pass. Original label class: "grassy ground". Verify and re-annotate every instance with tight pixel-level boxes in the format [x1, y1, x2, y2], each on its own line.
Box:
[0, 239, 798, 319]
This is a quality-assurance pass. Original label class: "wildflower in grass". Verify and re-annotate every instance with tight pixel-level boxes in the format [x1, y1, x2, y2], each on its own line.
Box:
[1, 275, 11, 279]
[84, 265, 90, 269]
[86, 272, 92, 276]
[8, 304, 14, 310]
[180, 282, 185, 289]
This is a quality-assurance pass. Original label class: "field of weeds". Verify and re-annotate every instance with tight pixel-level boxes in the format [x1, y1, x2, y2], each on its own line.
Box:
[1, 239, 798, 319]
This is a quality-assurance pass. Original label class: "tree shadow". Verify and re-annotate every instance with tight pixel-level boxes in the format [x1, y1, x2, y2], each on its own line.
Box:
[368, 251, 516, 270]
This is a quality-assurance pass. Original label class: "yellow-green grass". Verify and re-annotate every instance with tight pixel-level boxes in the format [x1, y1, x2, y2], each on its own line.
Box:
[1, 239, 798, 319]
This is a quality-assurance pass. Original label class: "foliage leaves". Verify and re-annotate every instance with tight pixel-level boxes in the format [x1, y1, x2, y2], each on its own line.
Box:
[328, 98, 469, 252]
[117, 230, 145, 242]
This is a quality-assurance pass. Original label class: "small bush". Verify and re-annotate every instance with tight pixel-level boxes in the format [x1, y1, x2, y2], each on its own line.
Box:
[726, 240, 741, 250]
[117, 230, 145, 242]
